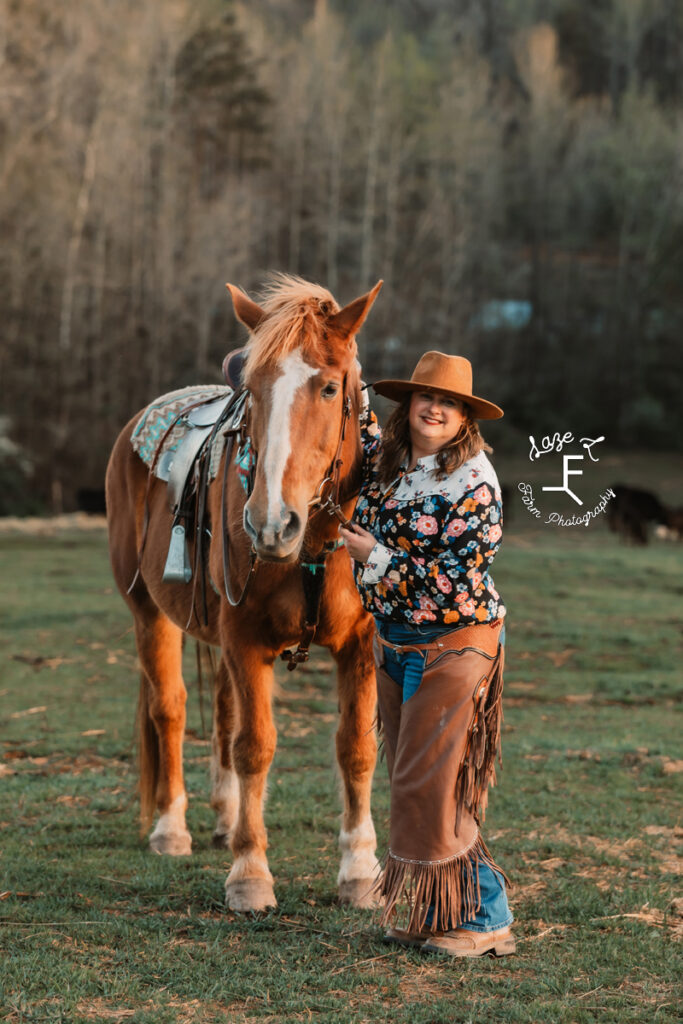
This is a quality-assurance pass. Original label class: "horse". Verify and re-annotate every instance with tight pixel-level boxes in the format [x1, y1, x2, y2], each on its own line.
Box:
[105, 275, 383, 913]
[607, 483, 669, 545]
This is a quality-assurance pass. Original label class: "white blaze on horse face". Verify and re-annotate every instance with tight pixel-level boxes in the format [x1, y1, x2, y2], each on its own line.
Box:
[264, 350, 317, 523]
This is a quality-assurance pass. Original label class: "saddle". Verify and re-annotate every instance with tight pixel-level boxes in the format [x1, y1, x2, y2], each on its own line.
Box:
[131, 385, 228, 470]
[131, 386, 250, 589]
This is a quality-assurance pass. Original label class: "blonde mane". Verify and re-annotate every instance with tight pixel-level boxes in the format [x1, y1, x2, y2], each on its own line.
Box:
[243, 274, 345, 379]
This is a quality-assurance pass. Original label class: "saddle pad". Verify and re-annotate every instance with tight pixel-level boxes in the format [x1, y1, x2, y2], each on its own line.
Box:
[131, 385, 232, 481]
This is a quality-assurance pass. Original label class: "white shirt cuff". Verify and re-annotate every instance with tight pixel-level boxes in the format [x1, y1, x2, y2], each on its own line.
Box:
[360, 542, 393, 584]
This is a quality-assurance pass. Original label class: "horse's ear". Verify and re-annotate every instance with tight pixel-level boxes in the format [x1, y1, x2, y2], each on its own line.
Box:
[226, 284, 266, 332]
[328, 280, 383, 338]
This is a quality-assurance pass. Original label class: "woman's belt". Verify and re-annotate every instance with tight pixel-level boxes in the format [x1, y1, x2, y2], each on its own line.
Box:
[375, 619, 503, 660]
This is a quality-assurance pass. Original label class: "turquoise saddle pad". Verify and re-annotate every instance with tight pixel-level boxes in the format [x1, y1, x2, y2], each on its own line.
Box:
[131, 385, 231, 480]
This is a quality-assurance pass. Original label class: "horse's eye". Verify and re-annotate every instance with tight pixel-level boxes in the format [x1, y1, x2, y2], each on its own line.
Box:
[322, 383, 338, 399]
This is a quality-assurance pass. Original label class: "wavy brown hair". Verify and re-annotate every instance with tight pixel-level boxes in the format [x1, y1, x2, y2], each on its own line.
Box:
[377, 395, 492, 487]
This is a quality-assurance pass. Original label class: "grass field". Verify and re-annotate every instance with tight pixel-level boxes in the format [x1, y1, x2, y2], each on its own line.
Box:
[0, 510, 681, 1023]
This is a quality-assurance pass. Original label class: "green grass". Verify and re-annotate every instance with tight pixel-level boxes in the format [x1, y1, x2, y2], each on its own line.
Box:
[0, 523, 681, 1023]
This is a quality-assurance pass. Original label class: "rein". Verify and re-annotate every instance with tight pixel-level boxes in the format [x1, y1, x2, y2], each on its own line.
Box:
[279, 376, 353, 669]
[221, 410, 257, 608]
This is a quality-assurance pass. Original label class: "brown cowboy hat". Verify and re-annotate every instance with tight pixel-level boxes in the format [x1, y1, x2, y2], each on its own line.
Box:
[372, 351, 504, 420]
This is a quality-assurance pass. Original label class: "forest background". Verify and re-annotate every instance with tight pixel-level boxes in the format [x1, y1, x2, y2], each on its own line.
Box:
[1, 0, 682, 513]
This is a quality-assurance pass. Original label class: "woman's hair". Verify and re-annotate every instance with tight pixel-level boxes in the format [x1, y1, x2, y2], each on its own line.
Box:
[377, 394, 492, 487]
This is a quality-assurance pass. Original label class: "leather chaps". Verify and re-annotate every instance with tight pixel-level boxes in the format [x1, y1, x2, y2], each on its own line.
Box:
[374, 620, 508, 933]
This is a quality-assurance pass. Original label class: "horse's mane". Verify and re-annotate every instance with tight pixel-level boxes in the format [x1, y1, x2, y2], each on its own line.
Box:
[243, 274, 345, 378]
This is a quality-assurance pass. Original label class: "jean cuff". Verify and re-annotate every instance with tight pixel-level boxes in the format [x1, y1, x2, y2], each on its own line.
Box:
[458, 912, 514, 933]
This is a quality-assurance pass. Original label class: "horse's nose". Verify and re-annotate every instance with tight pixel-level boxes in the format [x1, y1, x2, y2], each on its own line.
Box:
[246, 507, 302, 556]
[260, 509, 300, 548]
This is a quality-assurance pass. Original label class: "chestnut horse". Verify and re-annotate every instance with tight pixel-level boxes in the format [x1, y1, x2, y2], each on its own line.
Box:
[105, 275, 383, 913]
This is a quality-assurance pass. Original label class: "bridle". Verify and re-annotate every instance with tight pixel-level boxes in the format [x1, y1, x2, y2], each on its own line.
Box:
[220, 371, 355, 615]
[306, 386, 354, 528]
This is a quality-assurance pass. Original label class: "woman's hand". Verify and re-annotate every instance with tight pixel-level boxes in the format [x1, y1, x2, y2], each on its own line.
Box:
[339, 524, 377, 563]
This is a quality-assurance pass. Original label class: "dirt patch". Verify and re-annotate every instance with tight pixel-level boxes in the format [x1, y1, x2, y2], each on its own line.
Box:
[656, 855, 683, 876]
[575, 864, 624, 892]
[73, 999, 243, 1023]
[281, 722, 315, 738]
[544, 648, 578, 668]
[525, 823, 683, 885]
[539, 856, 566, 871]
[515, 878, 548, 900]
[398, 967, 462, 1002]
[644, 825, 683, 839]
[0, 513, 107, 534]
[668, 897, 683, 939]
[3, 751, 130, 777]
[584, 834, 643, 861]
[73, 1000, 134, 1020]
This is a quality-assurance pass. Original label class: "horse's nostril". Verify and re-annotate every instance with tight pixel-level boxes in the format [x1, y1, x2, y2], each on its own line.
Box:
[282, 509, 300, 541]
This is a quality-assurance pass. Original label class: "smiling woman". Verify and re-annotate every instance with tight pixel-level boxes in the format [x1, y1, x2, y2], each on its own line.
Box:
[340, 350, 514, 958]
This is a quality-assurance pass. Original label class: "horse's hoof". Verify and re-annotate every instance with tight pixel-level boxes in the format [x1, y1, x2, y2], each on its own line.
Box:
[149, 830, 192, 856]
[225, 877, 277, 913]
[338, 878, 381, 909]
[211, 828, 231, 850]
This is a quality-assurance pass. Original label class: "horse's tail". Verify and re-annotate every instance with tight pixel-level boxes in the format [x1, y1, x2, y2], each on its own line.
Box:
[136, 673, 159, 835]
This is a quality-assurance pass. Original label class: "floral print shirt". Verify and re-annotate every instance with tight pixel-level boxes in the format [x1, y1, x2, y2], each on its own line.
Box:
[352, 410, 506, 627]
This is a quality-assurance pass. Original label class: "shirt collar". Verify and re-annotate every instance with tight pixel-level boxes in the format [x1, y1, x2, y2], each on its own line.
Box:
[401, 453, 439, 473]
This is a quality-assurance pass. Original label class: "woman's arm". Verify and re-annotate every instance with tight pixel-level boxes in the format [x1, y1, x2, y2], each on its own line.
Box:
[359, 385, 381, 460]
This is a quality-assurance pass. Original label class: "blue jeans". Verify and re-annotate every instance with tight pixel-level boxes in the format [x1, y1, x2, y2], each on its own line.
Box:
[377, 620, 453, 701]
[375, 618, 512, 933]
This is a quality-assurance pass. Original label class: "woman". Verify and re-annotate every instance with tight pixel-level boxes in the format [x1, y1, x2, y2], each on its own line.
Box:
[340, 351, 514, 958]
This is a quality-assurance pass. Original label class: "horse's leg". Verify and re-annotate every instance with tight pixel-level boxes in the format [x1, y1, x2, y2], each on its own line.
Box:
[330, 618, 381, 908]
[221, 637, 278, 912]
[210, 657, 239, 849]
[135, 611, 192, 856]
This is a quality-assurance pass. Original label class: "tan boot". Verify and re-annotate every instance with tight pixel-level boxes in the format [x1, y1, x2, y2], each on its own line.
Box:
[422, 926, 515, 957]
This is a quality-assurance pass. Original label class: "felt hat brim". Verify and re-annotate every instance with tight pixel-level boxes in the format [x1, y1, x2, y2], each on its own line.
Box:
[372, 379, 504, 420]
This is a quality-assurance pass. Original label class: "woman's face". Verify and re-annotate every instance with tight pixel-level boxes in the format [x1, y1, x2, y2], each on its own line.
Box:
[409, 390, 465, 450]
